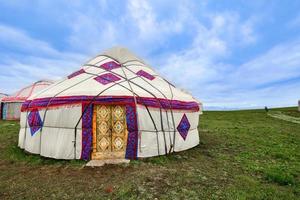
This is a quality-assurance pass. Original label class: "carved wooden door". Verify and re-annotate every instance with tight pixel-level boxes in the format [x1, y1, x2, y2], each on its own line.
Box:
[92, 105, 128, 160]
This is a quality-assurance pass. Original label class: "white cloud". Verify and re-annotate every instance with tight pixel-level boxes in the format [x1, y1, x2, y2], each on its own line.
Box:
[126, 0, 185, 41]
[159, 11, 258, 89]
[181, 39, 300, 109]
[67, 12, 118, 53]
[231, 40, 300, 88]
[0, 24, 88, 94]
[0, 24, 58, 56]
[156, 10, 299, 108]
[0, 0, 298, 109]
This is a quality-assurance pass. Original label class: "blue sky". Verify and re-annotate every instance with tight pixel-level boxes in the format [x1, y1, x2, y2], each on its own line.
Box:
[0, 0, 299, 109]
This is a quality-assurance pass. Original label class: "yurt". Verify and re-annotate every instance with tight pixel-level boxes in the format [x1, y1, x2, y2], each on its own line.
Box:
[2, 80, 54, 120]
[18, 47, 202, 161]
[0, 93, 8, 120]
[298, 100, 300, 112]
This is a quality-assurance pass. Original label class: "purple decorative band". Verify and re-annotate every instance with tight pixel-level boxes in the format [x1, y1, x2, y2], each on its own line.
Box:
[94, 73, 121, 85]
[68, 69, 85, 79]
[136, 70, 155, 80]
[125, 105, 138, 159]
[21, 96, 200, 112]
[80, 103, 138, 160]
[100, 61, 121, 70]
[81, 104, 93, 160]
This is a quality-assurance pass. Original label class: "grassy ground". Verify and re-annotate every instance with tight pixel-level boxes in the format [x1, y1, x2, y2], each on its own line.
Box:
[0, 107, 299, 199]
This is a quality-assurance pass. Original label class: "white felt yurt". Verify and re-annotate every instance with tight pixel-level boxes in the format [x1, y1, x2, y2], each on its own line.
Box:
[2, 80, 54, 120]
[18, 47, 202, 161]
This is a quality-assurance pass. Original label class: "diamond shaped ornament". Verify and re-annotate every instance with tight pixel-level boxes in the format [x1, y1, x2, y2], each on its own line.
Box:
[114, 137, 124, 150]
[94, 73, 121, 85]
[27, 109, 43, 136]
[177, 114, 190, 140]
[99, 137, 110, 151]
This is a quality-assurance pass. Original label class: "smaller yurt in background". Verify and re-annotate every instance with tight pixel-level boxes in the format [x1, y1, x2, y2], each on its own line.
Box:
[0, 93, 8, 120]
[298, 100, 300, 112]
[1, 80, 54, 120]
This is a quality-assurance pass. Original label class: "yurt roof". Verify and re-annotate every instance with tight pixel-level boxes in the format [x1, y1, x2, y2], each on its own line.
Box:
[2, 80, 54, 102]
[24, 47, 202, 111]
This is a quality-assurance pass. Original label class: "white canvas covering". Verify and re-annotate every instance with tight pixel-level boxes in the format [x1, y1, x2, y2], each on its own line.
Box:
[18, 47, 203, 160]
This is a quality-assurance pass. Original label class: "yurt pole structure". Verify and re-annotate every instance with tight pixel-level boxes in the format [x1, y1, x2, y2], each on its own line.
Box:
[122, 63, 177, 152]
[86, 60, 170, 154]
[73, 59, 169, 158]
[120, 61, 177, 151]
[107, 55, 170, 155]
[73, 76, 142, 159]
[22, 79, 72, 149]
[18, 47, 201, 160]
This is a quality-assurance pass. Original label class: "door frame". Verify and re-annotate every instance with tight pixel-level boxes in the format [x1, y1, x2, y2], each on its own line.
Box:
[81, 102, 139, 160]
[91, 104, 128, 160]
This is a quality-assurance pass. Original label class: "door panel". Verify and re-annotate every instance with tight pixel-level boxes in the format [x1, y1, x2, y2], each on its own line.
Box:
[111, 105, 128, 158]
[92, 105, 128, 160]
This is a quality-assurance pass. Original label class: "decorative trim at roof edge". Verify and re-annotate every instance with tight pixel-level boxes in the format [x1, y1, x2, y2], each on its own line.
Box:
[21, 95, 200, 112]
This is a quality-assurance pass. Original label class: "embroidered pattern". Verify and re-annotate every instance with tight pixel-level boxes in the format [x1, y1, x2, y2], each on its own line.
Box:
[27, 109, 43, 136]
[125, 104, 138, 159]
[81, 104, 93, 160]
[68, 69, 85, 79]
[177, 114, 190, 140]
[111, 106, 127, 155]
[136, 70, 155, 80]
[82, 103, 138, 160]
[101, 61, 121, 71]
[94, 73, 121, 85]
[96, 105, 111, 153]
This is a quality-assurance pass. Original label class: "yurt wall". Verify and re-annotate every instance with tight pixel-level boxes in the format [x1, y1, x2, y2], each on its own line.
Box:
[2, 102, 23, 120]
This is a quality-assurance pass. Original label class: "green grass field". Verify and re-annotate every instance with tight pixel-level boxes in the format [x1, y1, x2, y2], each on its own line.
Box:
[0, 107, 299, 199]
